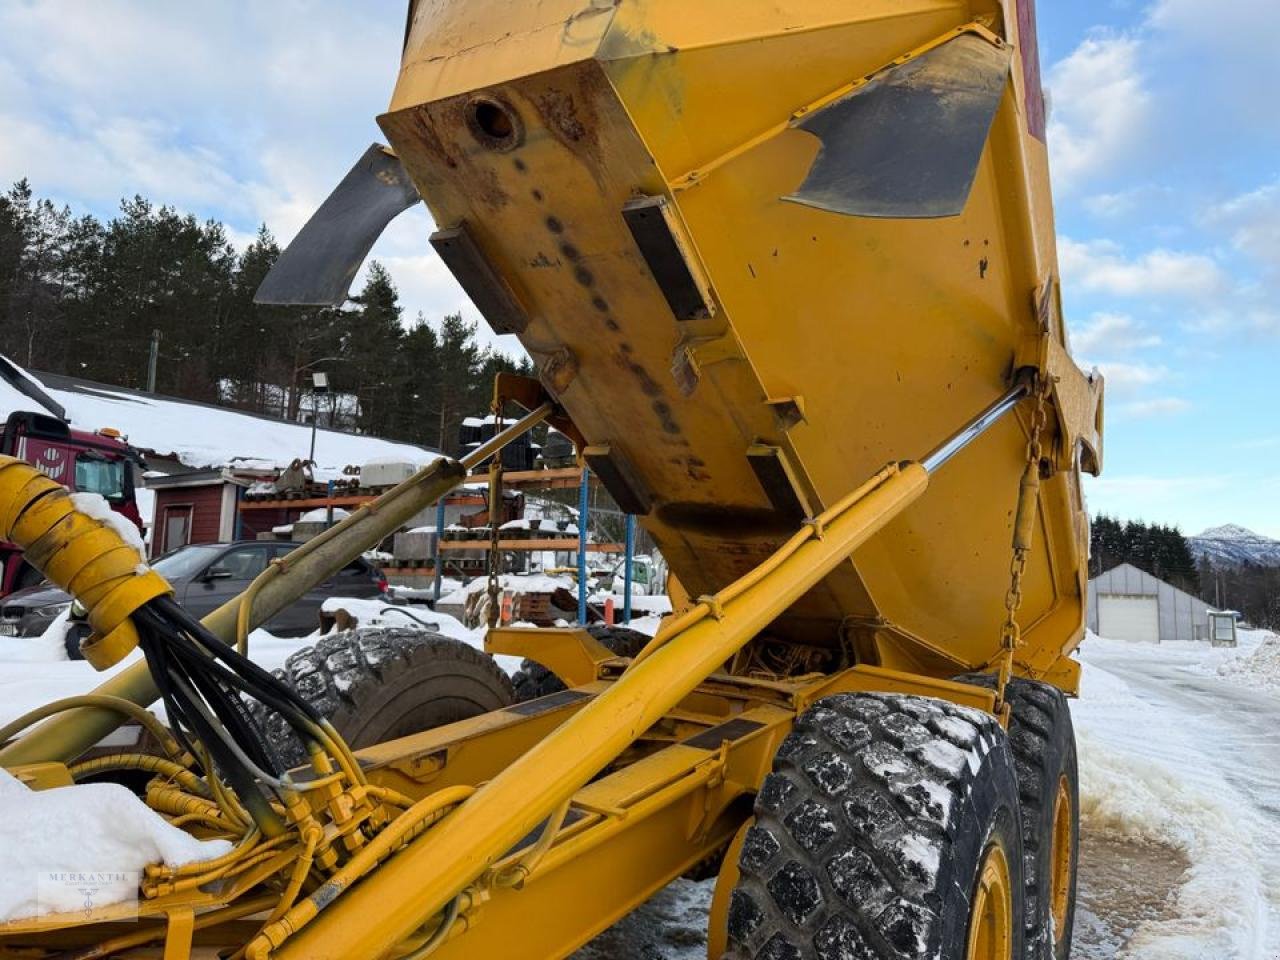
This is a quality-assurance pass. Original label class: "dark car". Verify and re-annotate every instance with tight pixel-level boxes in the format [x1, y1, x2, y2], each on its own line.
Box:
[0, 541, 388, 643]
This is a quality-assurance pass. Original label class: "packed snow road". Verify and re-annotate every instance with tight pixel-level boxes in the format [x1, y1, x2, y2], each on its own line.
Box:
[1073, 634, 1279, 958]
[577, 632, 1280, 959]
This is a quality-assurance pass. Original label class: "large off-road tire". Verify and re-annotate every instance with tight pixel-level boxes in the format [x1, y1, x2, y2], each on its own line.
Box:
[955, 675, 1079, 960]
[250, 628, 515, 769]
[723, 692, 1025, 960]
[510, 624, 649, 701]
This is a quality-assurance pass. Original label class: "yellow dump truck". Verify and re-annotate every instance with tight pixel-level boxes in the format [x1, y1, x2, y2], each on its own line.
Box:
[0, 2, 1102, 958]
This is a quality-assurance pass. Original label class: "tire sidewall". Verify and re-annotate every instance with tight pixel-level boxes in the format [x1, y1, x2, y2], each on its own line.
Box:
[333, 647, 511, 748]
[1017, 689, 1079, 960]
[944, 743, 1026, 960]
[955, 675, 1081, 960]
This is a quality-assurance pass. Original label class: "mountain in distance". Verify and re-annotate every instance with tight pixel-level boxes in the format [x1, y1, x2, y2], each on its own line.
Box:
[1189, 524, 1280, 567]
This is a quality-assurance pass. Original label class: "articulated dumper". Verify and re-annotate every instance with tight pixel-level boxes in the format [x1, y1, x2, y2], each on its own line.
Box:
[0, 1, 1103, 958]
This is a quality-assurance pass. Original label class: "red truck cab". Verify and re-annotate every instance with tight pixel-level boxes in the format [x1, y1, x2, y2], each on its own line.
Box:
[0, 410, 144, 594]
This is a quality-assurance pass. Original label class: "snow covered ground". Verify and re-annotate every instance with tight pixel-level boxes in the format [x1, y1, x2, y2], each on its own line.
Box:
[1070, 629, 1279, 958]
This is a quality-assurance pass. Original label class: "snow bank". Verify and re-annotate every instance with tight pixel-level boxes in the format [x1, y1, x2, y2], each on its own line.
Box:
[1072, 655, 1269, 958]
[319, 597, 437, 631]
[387, 581, 460, 602]
[1216, 632, 1280, 694]
[0, 768, 232, 922]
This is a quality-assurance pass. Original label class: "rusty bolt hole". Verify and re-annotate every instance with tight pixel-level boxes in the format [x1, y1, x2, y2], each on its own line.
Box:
[467, 97, 523, 151]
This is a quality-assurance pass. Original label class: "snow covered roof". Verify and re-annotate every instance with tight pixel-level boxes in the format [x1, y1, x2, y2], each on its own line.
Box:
[0, 367, 440, 475]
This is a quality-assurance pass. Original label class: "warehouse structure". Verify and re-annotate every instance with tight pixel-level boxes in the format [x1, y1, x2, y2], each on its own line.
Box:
[1087, 562, 1216, 643]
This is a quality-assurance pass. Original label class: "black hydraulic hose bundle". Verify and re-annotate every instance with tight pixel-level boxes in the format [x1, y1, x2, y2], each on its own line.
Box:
[130, 596, 339, 833]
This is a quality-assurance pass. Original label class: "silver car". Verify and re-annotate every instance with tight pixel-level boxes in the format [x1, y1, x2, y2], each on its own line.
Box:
[0, 541, 388, 652]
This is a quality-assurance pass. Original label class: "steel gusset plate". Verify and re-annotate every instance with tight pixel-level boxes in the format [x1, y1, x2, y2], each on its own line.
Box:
[785, 34, 1013, 219]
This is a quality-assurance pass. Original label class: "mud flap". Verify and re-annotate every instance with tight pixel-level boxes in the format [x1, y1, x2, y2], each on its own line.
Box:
[255, 143, 421, 305]
[785, 33, 1013, 219]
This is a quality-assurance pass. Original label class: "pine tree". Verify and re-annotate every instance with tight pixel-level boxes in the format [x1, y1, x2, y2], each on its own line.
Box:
[394, 314, 441, 446]
[0, 178, 545, 453]
[431, 313, 482, 455]
[339, 262, 405, 437]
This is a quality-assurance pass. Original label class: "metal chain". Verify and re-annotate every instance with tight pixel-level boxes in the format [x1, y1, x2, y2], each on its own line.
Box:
[996, 382, 1050, 701]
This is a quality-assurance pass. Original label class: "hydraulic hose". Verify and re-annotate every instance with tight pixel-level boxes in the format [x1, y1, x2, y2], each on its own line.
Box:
[0, 456, 173, 668]
[0, 402, 552, 767]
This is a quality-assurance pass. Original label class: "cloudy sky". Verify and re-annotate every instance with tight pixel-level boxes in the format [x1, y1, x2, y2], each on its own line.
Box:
[1, 1, 1276, 537]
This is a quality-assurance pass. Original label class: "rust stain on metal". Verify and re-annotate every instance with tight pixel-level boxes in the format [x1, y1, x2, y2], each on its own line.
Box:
[538, 346, 579, 395]
[652, 399, 681, 435]
[393, 103, 512, 211]
[525, 67, 610, 175]
[535, 88, 590, 144]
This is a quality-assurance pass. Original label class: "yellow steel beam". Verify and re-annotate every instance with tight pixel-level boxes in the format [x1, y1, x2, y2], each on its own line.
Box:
[388, 704, 790, 960]
[274, 461, 928, 960]
[485, 628, 616, 690]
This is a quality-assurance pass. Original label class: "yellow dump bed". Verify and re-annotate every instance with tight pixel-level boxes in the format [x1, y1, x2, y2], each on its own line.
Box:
[380, 0, 1102, 684]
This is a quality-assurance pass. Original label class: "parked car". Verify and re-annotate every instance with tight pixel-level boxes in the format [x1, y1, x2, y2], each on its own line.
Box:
[0, 541, 388, 648]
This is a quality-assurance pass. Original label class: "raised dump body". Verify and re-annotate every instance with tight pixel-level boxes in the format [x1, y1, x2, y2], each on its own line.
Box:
[380, 0, 1102, 682]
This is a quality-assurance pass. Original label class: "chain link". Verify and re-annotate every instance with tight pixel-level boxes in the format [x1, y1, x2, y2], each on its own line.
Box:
[997, 382, 1050, 683]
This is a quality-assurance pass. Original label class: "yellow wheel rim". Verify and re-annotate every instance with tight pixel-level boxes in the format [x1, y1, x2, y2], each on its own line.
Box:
[966, 840, 1014, 960]
[1050, 774, 1074, 937]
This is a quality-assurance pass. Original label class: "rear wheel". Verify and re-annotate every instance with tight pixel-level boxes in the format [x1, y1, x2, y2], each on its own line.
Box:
[955, 675, 1079, 960]
[721, 692, 1024, 960]
[511, 624, 649, 701]
[250, 627, 515, 768]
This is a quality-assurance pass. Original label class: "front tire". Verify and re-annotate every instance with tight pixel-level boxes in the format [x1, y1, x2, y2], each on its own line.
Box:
[723, 692, 1025, 960]
[250, 627, 515, 768]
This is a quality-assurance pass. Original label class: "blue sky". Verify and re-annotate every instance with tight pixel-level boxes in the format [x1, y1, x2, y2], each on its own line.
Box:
[0, 1, 1275, 537]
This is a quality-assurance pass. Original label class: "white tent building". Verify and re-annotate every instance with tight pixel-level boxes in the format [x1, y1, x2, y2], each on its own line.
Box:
[1087, 562, 1215, 644]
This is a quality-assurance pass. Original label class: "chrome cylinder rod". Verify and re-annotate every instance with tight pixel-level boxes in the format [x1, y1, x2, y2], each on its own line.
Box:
[920, 383, 1030, 474]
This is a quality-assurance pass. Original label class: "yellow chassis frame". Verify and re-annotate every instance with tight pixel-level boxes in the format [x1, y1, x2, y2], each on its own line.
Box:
[1, 638, 993, 960]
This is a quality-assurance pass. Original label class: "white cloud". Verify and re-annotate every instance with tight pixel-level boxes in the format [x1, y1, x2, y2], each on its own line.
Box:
[1082, 185, 1175, 220]
[1059, 237, 1226, 299]
[1071, 312, 1161, 356]
[1083, 192, 1138, 219]
[0, 1, 525, 350]
[1085, 472, 1232, 508]
[1204, 181, 1280, 271]
[1045, 34, 1151, 190]
[1087, 360, 1168, 393]
[1114, 397, 1190, 419]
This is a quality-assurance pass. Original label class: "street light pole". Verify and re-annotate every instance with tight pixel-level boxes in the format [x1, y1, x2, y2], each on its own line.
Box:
[309, 371, 329, 464]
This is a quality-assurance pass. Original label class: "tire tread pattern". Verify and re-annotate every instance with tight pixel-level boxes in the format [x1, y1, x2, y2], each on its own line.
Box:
[724, 692, 1014, 960]
[248, 627, 515, 768]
